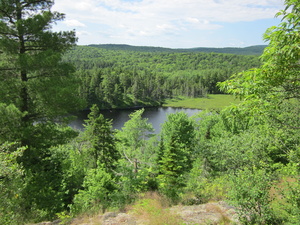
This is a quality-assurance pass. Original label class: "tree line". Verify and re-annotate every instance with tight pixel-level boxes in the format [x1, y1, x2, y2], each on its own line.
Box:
[88, 43, 266, 55]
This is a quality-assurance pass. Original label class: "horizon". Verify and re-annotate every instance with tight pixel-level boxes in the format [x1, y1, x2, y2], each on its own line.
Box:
[85, 43, 268, 49]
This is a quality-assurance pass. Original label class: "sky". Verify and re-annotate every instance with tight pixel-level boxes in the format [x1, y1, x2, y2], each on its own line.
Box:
[52, 0, 285, 48]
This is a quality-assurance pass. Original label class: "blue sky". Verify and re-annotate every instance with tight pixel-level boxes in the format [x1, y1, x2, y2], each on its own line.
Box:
[52, 0, 285, 48]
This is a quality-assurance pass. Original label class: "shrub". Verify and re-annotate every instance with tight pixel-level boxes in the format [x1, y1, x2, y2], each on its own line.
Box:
[70, 165, 117, 215]
[228, 167, 279, 224]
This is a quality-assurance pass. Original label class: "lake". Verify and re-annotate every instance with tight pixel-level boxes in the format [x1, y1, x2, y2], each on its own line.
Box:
[70, 107, 202, 134]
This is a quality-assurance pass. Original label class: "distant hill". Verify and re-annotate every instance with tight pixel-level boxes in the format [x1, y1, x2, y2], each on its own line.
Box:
[187, 45, 267, 55]
[88, 44, 267, 55]
[88, 44, 174, 52]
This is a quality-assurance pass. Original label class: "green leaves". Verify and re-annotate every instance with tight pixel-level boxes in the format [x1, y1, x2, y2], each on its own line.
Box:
[71, 165, 116, 214]
[0, 104, 23, 142]
[0, 142, 25, 225]
[213, 2, 300, 223]
[219, 0, 300, 130]
[228, 167, 277, 224]
[116, 108, 154, 164]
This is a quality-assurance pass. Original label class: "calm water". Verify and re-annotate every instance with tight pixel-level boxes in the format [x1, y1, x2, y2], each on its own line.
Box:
[70, 107, 202, 133]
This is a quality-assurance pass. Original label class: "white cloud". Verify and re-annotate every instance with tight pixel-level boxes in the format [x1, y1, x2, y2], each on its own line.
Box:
[54, 0, 283, 28]
[63, 19, 86, 27]
[156, 23, 178, 32]
[52, 0, 285, 47]
[76, 30, 92, 36]
[186, 17, 200, 24]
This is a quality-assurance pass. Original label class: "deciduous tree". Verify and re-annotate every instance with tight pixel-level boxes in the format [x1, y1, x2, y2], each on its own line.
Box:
[219, 0, 300, 130]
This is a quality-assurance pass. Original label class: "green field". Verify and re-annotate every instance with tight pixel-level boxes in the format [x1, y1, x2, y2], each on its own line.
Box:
[163, 94, 240, 110]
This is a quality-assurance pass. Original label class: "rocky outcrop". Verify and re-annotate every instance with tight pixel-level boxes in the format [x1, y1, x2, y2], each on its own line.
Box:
[34, 201, 239, 225]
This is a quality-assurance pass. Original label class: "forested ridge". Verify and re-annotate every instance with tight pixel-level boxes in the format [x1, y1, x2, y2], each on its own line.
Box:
[64, 46, 261, 108]
[88, 44, 267, 55]
[1, 0, 300, 225]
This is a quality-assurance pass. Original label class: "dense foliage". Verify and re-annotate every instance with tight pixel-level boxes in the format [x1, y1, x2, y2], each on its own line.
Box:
[1, 0, 300, 224]
[64, 46, 261, 108]
[0, 0, 83, 222]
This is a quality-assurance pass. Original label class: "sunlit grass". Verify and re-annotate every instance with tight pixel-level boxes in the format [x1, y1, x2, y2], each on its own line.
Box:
[163, 94, 240, 110]
[129, 192, 184, 225]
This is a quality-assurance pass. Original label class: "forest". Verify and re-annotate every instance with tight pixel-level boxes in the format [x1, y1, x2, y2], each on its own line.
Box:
[1, 0, 300, 224]
[64, 46, 261, 109]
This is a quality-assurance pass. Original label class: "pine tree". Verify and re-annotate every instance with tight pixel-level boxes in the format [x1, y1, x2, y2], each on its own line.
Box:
[84, 105, 120, 173]
[157, 112, 196, 200]
[0, 0, 82, 152]
[0, 0, 84, 218]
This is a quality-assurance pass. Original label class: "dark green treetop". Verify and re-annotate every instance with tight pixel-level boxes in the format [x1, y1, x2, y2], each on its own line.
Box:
[83, 105, 120, 172]
[0, 0, 83, 146]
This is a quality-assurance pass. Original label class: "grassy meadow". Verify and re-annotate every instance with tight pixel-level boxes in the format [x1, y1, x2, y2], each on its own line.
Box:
[163, 94, 240, 110]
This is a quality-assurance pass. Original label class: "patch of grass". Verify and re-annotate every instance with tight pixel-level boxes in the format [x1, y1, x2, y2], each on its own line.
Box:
[163, 94, 240, 110]
[129, 192, 184, 225]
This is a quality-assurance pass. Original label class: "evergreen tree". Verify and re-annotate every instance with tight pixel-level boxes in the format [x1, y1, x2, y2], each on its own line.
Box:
[0, 0, 82, 151]
[157, 112, 196, 200]
[83, 105, 120, 172]
[0, 0, 83, 219]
